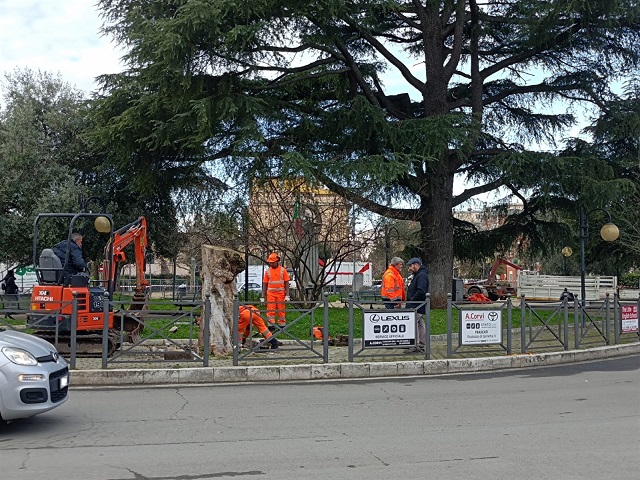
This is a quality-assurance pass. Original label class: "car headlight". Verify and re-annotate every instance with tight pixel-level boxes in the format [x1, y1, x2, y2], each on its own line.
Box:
[1, 347, 38, 366]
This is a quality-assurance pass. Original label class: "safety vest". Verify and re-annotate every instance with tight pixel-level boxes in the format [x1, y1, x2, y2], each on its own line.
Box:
[381, 266, 406, 300]
[263, 266, 289, 293]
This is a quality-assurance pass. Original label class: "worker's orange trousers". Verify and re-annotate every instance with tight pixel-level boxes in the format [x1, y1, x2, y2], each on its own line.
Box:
[266, 294, 286, 326]
[238, 308, 272, 340]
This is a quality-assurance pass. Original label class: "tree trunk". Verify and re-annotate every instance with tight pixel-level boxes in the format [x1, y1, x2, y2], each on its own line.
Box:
[160, 258, 170, 275]
[200, 245, 245, 355]
[423, 169, 455, 308]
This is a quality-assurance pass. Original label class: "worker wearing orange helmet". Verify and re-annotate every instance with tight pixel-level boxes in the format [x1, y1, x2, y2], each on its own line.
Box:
[238, 305, 279, 350]
[381, 256, 406, 309]
[261, 252, 290, 328]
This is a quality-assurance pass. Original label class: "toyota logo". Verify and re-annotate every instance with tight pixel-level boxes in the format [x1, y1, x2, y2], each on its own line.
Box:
[51, 351, 59, 362]
[487, 312, 499, 322]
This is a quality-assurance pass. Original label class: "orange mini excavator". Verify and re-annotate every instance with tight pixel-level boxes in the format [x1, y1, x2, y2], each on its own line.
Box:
[28, 212, 149, 354]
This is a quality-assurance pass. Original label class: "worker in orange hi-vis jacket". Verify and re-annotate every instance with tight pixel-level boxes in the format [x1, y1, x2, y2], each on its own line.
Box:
[261, 252, 290, 329]
[238, 305, 279, 350]
[381, 256, 406, 309]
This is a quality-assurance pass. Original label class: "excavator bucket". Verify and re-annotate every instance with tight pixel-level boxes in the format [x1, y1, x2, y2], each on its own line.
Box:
[121, 290, 148, 343]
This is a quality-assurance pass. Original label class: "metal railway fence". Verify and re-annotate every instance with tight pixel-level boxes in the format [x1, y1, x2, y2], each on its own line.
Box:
[98, 293, 210, 369]
[347, 295, 430, 362]
[345, 293, 639, 361]
[1, 292, 638, 367]
[232, 294, 329, 366]
[0, 293, 210, 370]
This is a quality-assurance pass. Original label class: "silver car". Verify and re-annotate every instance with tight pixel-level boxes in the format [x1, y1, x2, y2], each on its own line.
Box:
[0, 330, 69, 423]
[238, 282, 262, 293]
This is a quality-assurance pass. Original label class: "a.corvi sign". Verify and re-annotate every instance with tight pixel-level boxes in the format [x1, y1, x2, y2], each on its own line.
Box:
[460, 309, 503, 345]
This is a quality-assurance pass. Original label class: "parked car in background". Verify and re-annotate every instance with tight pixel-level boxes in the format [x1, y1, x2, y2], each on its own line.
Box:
[237, 282, 262, 293]
[0, 330, 69, 423]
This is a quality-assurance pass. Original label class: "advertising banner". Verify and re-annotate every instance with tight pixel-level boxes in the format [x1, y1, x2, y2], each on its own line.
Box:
[363, 309, 416, 348]
[460, 309, 502, 345]
[14, 266, 37, 292]
[621, 305, 639, 333]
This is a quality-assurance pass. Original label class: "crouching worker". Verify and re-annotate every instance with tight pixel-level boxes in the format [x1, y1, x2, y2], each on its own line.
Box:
[238, 305, 279, 350]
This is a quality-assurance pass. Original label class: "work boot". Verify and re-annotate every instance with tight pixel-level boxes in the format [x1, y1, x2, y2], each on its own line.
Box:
[269, 326, 283, 345]
[269, 337, 279, 351]
[255, 340, 271, 351]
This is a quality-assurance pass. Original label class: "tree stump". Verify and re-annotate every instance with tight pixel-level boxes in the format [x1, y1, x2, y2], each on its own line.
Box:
[200, 245, 245, 356]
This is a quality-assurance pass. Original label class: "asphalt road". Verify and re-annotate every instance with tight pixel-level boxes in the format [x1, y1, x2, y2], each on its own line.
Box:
[1, 355, 638, 480]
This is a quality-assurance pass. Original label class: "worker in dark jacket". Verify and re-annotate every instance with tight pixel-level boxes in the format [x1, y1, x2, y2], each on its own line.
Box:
[52, 232, 86, 282]
[1, 269, 20, 316]
[405, 257, 429, 354]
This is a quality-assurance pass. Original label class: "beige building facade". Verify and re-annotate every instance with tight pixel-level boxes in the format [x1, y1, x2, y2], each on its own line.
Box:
[248, 177, 351, 264]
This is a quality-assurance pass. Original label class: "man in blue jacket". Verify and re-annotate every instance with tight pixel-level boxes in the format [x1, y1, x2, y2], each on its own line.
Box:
[52, 232, 86, 283]
[405, 257, 429, 354]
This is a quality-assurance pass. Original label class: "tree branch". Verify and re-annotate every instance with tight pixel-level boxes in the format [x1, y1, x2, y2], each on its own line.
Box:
[340, 15, 427, 96]
[312, 168, 419, 221]
[453, 178, 506, 207]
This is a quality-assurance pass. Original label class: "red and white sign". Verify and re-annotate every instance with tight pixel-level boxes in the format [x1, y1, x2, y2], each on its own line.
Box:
[621, 305, 639, 333]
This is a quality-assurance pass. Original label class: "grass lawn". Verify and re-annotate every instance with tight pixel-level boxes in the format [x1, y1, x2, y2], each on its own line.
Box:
[280, 302, 560, 339]
[2, 294, 561, 341]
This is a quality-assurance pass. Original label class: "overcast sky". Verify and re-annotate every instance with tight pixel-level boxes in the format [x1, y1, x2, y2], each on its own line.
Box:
[0, 0, 490, 203]
[0, 0, 122, 94]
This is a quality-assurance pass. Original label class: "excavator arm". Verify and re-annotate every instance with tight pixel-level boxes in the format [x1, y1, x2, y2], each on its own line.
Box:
[487, 257, 523, 284]
[103, 216, 149, 342]
[104, 217, 149, 298]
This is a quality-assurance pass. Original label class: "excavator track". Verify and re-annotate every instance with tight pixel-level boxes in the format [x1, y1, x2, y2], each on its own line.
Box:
[36, 330, 121, 357]
[34, 308, 146, 357]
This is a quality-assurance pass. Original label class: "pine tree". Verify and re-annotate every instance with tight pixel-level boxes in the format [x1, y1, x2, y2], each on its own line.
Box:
[95, 0, 640, 305]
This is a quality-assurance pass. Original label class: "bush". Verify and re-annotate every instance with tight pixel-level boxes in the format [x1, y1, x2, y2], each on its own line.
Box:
[620, 272, 640, 288]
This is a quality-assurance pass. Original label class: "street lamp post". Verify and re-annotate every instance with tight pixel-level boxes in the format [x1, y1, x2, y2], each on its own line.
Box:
[351, 205, 359, 293]
[385, 230, 390, 268]
[384, 223, 399, 268]
[191, 257, 196, 296]
[242, 210, 249, 302]
[579, 206, 619, 306]
[352, 240, 361, 292]
[561, 246, 573, 276]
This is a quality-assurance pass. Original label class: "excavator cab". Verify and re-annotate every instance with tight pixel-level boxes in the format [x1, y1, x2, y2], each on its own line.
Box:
[29, 213, 115, 335]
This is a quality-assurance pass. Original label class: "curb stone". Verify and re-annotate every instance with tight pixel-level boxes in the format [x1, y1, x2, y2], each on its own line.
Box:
[69, 343, 640, 387]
